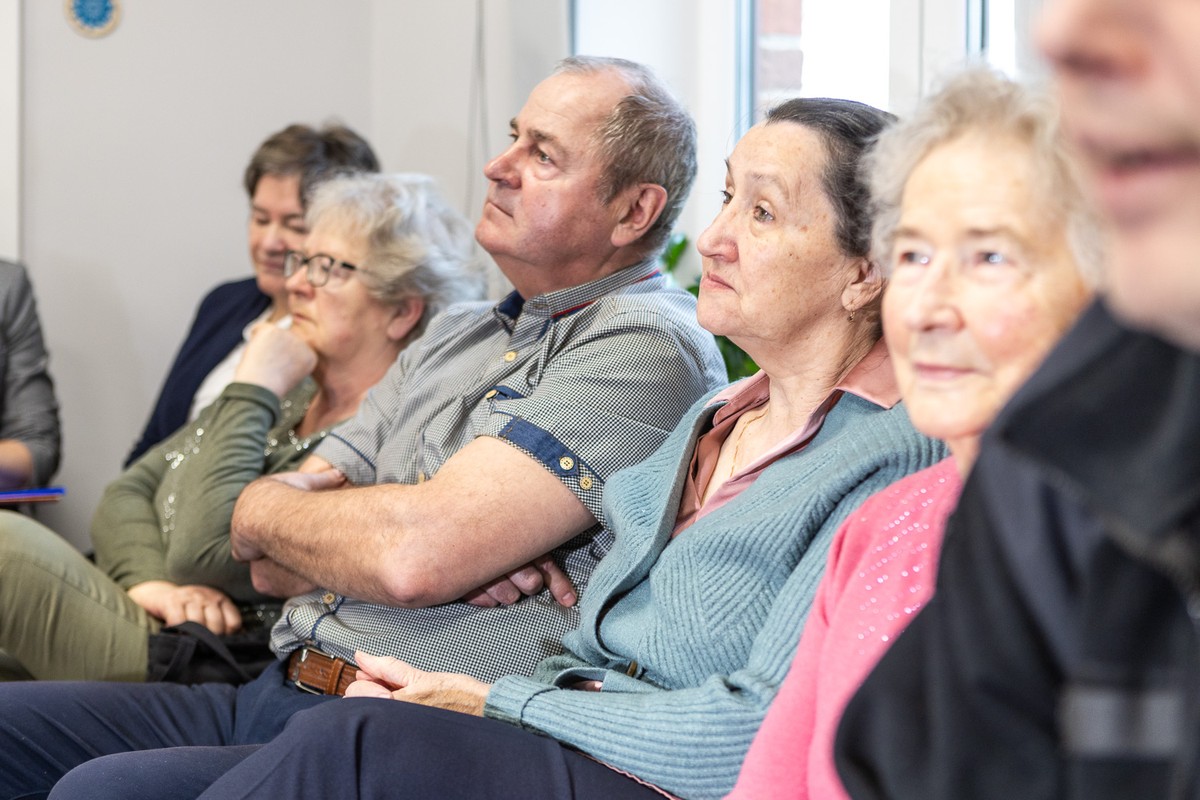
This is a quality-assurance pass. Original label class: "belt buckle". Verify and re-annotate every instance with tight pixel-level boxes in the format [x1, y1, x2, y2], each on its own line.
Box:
[291, 648, 323, 695]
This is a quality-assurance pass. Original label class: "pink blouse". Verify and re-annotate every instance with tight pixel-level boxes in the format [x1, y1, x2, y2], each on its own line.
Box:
[674, 339, 899, 536]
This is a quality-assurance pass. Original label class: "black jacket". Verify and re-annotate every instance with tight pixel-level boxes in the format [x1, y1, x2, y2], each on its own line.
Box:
[835, 300, 1200, 799]
[125, 278, 270, 466]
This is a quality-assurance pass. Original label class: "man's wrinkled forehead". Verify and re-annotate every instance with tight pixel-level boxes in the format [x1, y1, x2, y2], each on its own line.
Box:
[526, 69, 627, 124]
[514, 72, 625, 156]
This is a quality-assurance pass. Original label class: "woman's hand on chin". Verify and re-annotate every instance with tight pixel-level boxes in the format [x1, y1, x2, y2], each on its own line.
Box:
[233, 322, 318, 398]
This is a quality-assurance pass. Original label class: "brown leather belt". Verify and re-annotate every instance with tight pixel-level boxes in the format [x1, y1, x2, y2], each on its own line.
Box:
[287, 647, 357, 696]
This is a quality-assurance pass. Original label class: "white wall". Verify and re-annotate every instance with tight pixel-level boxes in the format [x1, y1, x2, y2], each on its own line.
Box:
[369, 0, 568, 295]
[21, 0, 567, 549]
[24, 0, 372, 546]
[15, 0, 1035, 548]
[0, 0, 18, 260]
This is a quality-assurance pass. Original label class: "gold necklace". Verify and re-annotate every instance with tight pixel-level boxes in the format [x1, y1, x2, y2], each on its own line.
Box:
[729, 406, 768, 479]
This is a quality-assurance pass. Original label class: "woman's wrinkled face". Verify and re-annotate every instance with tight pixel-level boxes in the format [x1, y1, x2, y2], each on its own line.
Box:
[695, 121, 854, 355]
[883, 132, 1093, 462]
[285, 222, 401, 365]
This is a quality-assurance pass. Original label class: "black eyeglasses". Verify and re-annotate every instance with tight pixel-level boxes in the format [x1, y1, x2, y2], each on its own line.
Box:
[283, 250, 362, 288]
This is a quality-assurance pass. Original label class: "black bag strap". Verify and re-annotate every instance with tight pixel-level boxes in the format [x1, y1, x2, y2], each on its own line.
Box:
[146, 621, 255, 684]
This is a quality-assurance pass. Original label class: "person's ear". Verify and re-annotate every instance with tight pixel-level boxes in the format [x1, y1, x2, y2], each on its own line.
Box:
[611, 183, 668, 249]
[387, 296, 426, 343]
[842, 257, 884, 315]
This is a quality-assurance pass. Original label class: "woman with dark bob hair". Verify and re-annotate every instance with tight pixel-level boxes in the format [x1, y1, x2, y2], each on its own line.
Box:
[23, 97, 957, 800]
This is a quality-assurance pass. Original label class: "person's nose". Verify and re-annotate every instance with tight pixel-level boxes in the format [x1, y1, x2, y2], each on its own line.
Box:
[902, 257, 962, 333]
[285, 261, 314, 298]
[483, 142, 522, 188]
[696, 205, 736, 264]
[1037, 0, 1142, 80]
[261, 221, 291, 254]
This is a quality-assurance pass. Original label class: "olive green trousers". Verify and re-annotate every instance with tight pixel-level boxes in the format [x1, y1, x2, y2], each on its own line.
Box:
[0, 510, 155, 681]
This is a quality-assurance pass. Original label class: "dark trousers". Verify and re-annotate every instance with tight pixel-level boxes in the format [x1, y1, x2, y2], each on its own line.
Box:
[0, 661, 335, 800]
[195, 698, 668, 800]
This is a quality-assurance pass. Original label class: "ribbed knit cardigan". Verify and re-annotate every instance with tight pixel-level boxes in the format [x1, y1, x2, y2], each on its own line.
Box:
[485, 388, 945, 800]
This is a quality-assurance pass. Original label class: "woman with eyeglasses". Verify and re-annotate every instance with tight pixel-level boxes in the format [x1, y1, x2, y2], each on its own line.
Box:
[0, 173, 481, 683]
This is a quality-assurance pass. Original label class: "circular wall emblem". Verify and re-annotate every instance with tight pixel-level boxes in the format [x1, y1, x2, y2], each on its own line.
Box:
[65, 0, 121, 38]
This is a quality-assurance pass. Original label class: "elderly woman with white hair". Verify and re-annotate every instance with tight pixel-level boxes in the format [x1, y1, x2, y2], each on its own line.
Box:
[0, 172, 481, 683]
[724, 68, 1104, 800]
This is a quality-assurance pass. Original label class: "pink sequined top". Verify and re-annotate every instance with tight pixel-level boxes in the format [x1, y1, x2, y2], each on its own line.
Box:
[725, 457, 962, 800]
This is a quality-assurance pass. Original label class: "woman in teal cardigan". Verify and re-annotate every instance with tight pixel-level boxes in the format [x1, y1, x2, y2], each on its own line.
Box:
[186, 99, 945, 800]
[0, 173, 480, 682]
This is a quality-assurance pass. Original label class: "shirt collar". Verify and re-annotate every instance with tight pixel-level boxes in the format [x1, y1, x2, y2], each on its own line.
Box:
[706, 337, 900, 415]
[492, 259, 662, 329]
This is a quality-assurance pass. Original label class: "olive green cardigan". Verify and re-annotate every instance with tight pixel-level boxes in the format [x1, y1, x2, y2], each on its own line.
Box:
[92, 380, 318, 604]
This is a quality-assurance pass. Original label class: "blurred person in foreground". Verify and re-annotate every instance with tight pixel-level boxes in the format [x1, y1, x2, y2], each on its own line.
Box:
[836, 2, 1200, 798]
[725, 68, 1101, 800]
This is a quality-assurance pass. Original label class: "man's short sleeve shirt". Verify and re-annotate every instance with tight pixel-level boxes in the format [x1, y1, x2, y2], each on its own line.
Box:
[271, 260, 726, 680]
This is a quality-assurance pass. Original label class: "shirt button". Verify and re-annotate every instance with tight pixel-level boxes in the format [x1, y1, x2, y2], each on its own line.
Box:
[321, 592, 336, 605]
[503, 351, 517, 362]
[559, 456, 575, 471]
[579, 475, 593, 491]
[484, 389, 498, 399]
[418, 472, 427, 483]
[625, 660, 639, 677]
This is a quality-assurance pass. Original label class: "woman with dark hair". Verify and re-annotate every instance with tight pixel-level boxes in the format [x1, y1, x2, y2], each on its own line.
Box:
[125, 122, 380, 464]
[142, 97, 946, 800]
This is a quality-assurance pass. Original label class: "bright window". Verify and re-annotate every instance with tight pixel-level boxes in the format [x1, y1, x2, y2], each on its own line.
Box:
[978, 0, 1048, 80]
[742, 0, 892, 131]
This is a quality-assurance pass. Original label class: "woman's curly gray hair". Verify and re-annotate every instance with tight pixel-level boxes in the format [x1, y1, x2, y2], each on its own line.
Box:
[306, 173, 483, 343]
[864, 67, 1105, 287]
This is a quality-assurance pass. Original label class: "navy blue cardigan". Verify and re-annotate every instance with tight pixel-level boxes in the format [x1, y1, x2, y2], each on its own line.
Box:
[125, 278, 270, 466]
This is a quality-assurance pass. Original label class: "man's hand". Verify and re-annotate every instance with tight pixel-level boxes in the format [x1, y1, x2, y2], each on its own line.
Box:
[461, 554, 577, 608]
[233, 322, 318, 399]
[126, 580, 241, 634]
[345, 651, 490, 716]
